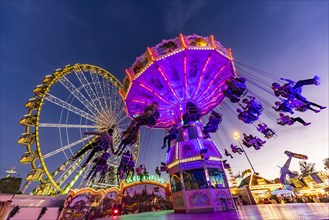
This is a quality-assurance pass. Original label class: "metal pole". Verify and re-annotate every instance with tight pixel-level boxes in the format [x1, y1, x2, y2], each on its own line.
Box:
[238, 141, 257, 174]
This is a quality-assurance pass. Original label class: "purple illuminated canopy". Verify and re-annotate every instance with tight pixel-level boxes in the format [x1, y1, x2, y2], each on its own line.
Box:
[120, 34, 236, 128]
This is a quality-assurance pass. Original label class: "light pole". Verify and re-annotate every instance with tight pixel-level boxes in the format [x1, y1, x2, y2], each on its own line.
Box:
[234, 132, 257, 174]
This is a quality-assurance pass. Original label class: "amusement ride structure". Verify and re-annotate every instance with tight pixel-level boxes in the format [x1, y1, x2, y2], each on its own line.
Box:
[16, 34, 326, 215]
[120, 34, 237, 212]
[18, 64, 138, 195]
[279, 151, 308, 184]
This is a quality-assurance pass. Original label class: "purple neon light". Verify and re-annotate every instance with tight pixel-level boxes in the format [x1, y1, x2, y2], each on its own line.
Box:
[157, 65, 180, 102]
[137, 82, 175, 106]
[124, 35, 235, 128]
[203, 82, 226, 102]
[191, 55, 211, 100]
[184, 55, 188, 100]
[131, 99, 146, 104]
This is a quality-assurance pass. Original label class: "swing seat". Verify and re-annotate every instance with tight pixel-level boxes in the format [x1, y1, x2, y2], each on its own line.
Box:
[242, 140, 252, 148]
[239, 114, 255, 124]
[95, 165, 105, 172]
[138, 111, 160, 126]
[204, 125, 218, 133]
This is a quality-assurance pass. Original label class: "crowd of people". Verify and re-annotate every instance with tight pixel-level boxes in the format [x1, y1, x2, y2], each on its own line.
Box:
[260, 194, 329, 204]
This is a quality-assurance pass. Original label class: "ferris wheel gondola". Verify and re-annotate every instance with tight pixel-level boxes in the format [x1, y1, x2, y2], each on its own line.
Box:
[18, 64, 139, 195]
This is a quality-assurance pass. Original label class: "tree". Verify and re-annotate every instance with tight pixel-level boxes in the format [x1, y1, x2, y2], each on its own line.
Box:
[299, 161, 316, 178]
[0, 177, 22, 194]
[323, 158, 329, 170]
[234, 172, 242, 179]
[242, 169, 252, 178]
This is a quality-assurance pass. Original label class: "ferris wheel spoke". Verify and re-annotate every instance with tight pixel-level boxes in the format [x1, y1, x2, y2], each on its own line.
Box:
[58, 76, 100, 116]
[55, 162, 80, 186]
[101, 88, 127, 124]
[115, 120, 130, 130]
[42, 136, 91, 159]
[55, 149, 90, 185]
[102, 77, 114, 113]
[73, 67, 105, 113]
[90, 71, 107, 112]
[45, 93, 97, 123]
[38, 123, 98, 129]
[58, 161, 85, 188]
[111, 101, 125, 116]
[103, 78, 122, 114]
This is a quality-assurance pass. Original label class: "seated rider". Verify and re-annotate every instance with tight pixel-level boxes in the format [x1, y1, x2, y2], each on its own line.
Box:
[126, 157, 135, 181]
[203, 110, 222, 138]
[257, 123, 276, 139]
[237, 108, 259, 124]
[222, 160, 231, 169]
[247, 136, 266, 150]
[117, 151, 132, 176]
[242, 133, 252, 148]
[182, 102, 201, 126]
[225, 149, 233, 159]
[85, 152, 110, 181]
[136, 165, 144, 182]
[98, 163, 109, 182]
[272, 99, 294, 114]
[272, 76, 325, 109]
[223, 77, 247, 103]
[230, 144, 243, 154]
[240, 96, 263, 116]
[242, 133, 265, 149]
[74, 127, 114, 168]
[155, 166, 161, 178]
[143, 167, 149, 180]
[161, 124, 179, 153]
[117, 169, 125, 181]
[123, 102, 159, 134]
[289, 99, 322, 113]
[277, 113, 311, 126]
[115, 131, 138, 156]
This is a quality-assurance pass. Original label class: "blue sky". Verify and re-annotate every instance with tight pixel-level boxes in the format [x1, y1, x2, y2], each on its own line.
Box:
[1, 1, 328, 186]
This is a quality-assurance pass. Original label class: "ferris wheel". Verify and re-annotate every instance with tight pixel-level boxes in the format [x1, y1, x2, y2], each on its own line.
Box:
[18, 64, 139, 195]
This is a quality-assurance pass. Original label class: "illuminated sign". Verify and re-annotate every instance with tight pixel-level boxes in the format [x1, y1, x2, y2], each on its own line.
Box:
[284, 151, 308, 160]
[125, 175, 165, 184]
[250, 183, 282, 190]
[205, 161, 222, 168]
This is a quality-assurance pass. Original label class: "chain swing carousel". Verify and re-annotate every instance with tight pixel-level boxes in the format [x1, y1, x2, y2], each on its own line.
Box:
[120, 34, 238, 213]
[17, 33, 326, 217]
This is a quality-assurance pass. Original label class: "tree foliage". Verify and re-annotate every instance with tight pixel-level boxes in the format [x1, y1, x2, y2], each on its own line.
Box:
[299, 161, 316, 178]
[323, 158, 329, 170]
[0, 177, 22, 194]
[242, 169, 252, 178]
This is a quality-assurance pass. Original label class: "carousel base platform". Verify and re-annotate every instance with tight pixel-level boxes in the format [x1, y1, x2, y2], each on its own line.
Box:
[97, 203, 329, 220]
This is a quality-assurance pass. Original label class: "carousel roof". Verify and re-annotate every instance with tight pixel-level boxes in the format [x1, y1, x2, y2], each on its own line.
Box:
[120, 34, 236, 128]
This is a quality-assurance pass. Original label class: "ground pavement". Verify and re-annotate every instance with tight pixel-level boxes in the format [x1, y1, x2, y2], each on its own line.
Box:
[99, 203, 329, 220]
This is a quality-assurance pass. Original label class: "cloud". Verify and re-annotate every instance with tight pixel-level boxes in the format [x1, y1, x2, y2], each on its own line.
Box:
[162, 0, 207, 34]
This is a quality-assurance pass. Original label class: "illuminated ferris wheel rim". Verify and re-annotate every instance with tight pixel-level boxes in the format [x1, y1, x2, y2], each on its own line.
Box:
[19, 63, 139, 194]
[120, 34, 237, 128]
